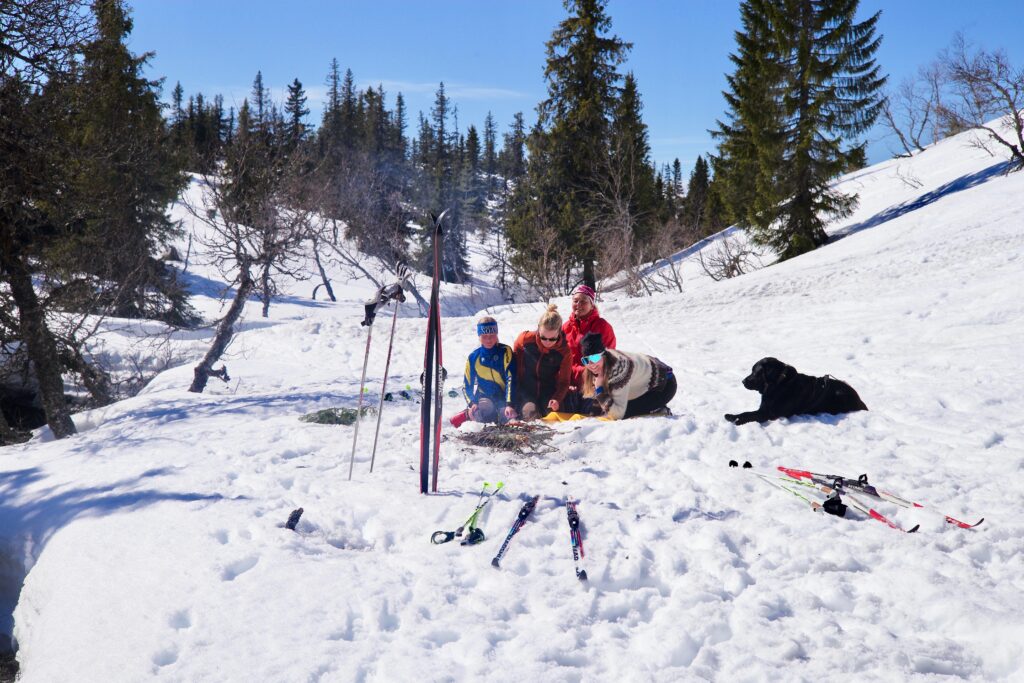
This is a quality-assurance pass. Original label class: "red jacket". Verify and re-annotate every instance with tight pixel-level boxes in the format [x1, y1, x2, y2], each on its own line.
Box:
[562, 307, 617, 387]
[513, 330, 572, 409]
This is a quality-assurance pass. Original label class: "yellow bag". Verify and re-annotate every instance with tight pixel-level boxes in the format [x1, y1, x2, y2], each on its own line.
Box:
[541, 411, 611, 423]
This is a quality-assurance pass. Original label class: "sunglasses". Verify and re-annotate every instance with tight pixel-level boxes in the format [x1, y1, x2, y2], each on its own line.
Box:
[581, 352, 603, 365]
[538, 332, 559, 343]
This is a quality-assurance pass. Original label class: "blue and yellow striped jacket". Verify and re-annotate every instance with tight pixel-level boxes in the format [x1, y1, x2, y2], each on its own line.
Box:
[463, 344, 516, 405]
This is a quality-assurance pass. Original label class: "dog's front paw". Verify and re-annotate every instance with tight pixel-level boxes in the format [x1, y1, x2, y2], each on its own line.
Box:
[724, 413, 739, 424]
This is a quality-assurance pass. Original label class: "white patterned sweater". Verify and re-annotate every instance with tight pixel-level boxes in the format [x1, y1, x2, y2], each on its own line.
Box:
[594, 349, 673, 420]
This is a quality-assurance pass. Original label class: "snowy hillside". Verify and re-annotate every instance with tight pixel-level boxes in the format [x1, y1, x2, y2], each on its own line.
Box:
[2, 125, 1023, 682]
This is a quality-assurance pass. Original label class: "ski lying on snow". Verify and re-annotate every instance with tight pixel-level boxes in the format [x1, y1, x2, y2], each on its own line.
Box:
[492, 495, 539, 569]
[778, 466, 983, 529]
[566, 497, 588, 581]
[730, 461, 920, 533]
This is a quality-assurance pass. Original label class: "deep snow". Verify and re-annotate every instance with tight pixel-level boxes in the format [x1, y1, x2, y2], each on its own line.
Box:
[1, 124, 1023, 682]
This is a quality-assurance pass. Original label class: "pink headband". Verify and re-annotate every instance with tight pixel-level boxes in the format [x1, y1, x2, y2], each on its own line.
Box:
[573, 284, 596, 302]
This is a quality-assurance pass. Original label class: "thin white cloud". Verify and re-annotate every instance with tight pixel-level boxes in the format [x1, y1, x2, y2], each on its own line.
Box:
[652, 135, 714, 147]
[362, 79, 529, 100]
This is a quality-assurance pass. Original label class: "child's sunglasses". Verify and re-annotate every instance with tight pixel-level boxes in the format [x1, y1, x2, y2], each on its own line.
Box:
[581, 352, 603, 365]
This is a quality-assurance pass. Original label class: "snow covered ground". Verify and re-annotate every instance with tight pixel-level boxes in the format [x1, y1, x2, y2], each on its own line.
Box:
[2, 125, 1023, 682]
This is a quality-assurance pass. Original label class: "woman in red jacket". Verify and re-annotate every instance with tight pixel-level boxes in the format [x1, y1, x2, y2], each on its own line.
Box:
[562, 285, 616, 387]
[561, 284, 616, 414]
[512, 304, 572, 420]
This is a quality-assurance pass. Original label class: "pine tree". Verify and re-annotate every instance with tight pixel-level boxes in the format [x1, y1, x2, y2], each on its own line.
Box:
[62, 0, 189, 323]
[463, 124, 485, 219]
[482, 111, 498, 192]
[712, 0, 786, 242]
[608, 72, 659, 243]
[251, 70, 270, 131]
[283, 78, 309, 150]
[507, 0, 631, 290]
[714, 0, 885, 259]
[767, 0, 885, 257]
[423, 82, 468, 282]
[500, 112, 527, 182]
[341, 68, 358, 149]
[684, 155, 710, 236]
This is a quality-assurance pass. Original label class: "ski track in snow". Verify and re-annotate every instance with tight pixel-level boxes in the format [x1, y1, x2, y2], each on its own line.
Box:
[2, 129, 1024, 681]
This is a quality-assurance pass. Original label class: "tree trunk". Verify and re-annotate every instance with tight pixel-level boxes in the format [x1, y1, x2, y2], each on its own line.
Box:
[1, 253, 76, 438]
[260, 261, 271, 318]
[312, 247, 336, 302]
[582, 257, 596, 290]
[189, 266, 254, 393]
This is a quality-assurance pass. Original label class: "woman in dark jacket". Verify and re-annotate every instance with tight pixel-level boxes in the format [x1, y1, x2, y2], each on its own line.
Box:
[512, 304, 572, 420]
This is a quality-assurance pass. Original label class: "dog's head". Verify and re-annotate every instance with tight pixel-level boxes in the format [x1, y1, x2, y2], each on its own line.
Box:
[742, 357, 796, 393]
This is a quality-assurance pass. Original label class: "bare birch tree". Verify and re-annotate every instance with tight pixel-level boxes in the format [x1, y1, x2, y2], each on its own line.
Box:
[938, 33, 1024, 171]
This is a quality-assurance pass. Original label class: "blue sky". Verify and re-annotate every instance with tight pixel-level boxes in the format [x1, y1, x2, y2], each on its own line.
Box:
[129, 0, 1024, 171]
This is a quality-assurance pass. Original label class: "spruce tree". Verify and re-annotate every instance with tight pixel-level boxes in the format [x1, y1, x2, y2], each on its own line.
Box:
[341, 68, 358, 149]
[712, 0, 786, 241]
[767, 0, 885, 257]
[62, 0, 189, 322]
[714, 0, 885, 259]
[500, 112, 527, 182]
[251, 71, 270, 130]
[482, 111, 498, 192]
[507, 0, 631, 290]
[684, 155, 710, 236]
[283, 78, 309, 150]
[463, 124, 485, 219]
[608, 72, 659, 243]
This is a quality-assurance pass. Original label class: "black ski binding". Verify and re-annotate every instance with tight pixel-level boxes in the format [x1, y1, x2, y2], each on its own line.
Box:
[822, 493, 847, 517]
[460, 528, 486, 546]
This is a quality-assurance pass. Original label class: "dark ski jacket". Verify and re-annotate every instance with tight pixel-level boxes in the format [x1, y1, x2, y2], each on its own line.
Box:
[512, 330, 572, 411]
[562, 307, 617, 387]
[463, 343, 516, 406]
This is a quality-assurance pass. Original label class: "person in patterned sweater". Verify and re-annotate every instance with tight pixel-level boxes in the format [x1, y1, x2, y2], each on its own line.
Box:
[449, 316, 517, 427]
[513, 304, 572, 420]
[579, 332, 676, 420]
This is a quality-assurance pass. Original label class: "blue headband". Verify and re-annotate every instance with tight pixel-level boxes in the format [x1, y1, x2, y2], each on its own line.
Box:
[477, 322, 498, 336]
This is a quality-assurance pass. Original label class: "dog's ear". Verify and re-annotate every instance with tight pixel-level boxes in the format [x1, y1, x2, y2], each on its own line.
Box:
[760, 358, 786, 385]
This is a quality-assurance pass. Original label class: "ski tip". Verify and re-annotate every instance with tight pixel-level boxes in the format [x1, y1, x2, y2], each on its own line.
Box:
[491, 558, 501, 569]
[907, 524, 921, 534]
[577, 570, 588, 581]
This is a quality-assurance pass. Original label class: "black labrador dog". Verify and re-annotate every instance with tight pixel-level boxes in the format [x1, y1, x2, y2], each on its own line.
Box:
[724, 357, 867, 425]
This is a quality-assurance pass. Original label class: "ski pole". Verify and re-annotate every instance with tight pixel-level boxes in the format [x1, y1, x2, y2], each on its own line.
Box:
[369, 298, 401, 473]
[348, 320, 373, 481]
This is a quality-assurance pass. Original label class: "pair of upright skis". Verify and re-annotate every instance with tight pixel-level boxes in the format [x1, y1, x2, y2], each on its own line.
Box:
[347, 211, 448, 490]
[419, 210, 448, 494]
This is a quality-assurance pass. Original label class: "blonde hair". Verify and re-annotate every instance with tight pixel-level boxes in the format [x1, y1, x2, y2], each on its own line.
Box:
[477, 315, 497, 326]
[538, 303, 562, 332]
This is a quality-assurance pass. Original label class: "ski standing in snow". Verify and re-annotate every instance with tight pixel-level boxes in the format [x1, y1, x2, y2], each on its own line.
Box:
[420, 210, 448, 493]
